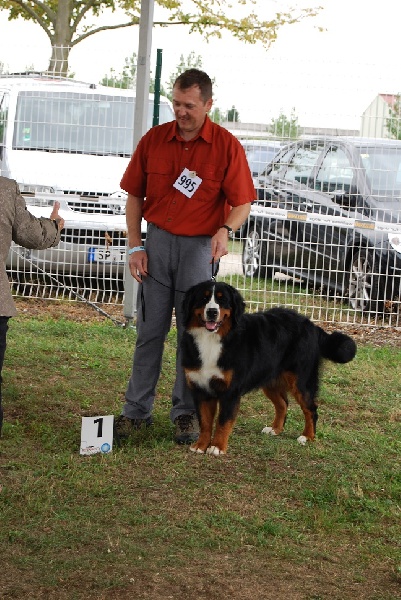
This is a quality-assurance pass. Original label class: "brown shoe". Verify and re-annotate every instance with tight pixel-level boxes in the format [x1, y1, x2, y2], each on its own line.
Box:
[174, 414, 199, 445]
[114, 415, 153, 441]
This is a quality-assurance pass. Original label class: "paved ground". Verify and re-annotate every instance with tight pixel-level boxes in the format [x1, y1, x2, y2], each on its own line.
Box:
[219, 252, 242, 275]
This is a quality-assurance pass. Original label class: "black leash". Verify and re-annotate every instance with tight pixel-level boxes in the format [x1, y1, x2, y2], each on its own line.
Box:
[140, 258, 219, 321]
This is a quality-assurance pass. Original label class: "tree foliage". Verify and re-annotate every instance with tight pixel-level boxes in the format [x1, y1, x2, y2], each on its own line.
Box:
[100, 54, 138, 89]
[269, 109, 300, 139]
[209, 106, 223, 124]
[165, 51, 204, 100]
[386, 94, 401, 140]
[100, 51, 168, 95]
[226, 105, 240, 122]
[0, 0, 321, 75]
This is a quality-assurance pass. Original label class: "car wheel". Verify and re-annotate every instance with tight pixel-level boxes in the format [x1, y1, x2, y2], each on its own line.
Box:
[348, 248, 384, 312]
[242, 221, 268, 278]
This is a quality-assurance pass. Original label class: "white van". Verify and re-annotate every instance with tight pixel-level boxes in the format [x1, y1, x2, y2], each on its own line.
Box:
[3, 73, 174, 284]
[0, 72, 174, 198]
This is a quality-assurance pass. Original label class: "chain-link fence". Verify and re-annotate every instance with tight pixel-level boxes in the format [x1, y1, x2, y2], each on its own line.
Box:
[2, 71, 400, 327]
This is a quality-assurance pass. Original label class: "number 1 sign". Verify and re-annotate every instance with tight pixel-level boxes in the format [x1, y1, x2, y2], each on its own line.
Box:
[80, 415, 114, 455]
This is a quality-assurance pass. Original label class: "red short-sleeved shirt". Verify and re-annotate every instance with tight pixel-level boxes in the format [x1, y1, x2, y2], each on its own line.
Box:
[120, 116, 256, 236]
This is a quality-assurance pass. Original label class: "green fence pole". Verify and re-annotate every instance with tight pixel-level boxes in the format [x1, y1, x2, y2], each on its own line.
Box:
[152, 49, 163, 126]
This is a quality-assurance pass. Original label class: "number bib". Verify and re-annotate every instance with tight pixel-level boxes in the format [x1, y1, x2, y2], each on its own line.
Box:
[173, 167, 202, 198]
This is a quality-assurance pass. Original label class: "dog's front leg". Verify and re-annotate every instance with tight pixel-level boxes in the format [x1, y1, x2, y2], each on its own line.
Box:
[190, 398, 218, 454]
[208, 398, 240, 456]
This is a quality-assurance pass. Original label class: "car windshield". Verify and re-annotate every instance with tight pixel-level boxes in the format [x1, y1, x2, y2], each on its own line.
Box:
[359, 145, 401, 197]
[245, 146, 280, 176]
[12, 91, 173, 156]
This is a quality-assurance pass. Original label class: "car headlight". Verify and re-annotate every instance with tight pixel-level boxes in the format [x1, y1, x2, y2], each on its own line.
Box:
[388, 233, 401, 253]
[19, 183, 59, 195]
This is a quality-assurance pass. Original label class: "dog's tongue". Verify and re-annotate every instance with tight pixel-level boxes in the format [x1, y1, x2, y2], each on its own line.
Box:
[205, 321, 218, 331]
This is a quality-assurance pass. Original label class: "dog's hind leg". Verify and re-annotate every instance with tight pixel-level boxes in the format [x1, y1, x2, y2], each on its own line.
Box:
[190, 398, 218, 454]
[291, 386, 318, 445]
[208, 399, 241, 456]
[261, 385, 289, 437]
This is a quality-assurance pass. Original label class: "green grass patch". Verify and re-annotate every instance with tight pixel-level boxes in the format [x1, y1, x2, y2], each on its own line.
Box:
[0, 313, 400, 599]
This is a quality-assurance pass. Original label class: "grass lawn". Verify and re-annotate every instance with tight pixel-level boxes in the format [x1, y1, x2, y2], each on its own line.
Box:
[0, 301, 400, 599]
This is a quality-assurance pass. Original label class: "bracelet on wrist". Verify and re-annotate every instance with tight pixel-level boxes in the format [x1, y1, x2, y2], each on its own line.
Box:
[220, 224, 233, 234]
[128, 245, 146, 255]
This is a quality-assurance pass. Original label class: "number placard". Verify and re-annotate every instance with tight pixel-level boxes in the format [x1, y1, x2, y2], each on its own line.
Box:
[173, 167, 202, 198]
[80, 415, 114, 455]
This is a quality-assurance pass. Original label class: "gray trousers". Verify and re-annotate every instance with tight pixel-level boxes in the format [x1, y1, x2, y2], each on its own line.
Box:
[123, 224, 214, 423]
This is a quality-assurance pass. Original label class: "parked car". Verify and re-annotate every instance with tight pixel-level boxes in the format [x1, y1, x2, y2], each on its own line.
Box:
[241, 139, 282, 183]
[6, 194, 146, 281]
[242, 137, 401, 311]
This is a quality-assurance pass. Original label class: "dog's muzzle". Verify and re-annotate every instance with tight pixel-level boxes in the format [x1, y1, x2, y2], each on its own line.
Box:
[204, 307, 221, 332]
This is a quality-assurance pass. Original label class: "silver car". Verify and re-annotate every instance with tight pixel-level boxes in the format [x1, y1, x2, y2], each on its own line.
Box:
[7, 194, 146, 282]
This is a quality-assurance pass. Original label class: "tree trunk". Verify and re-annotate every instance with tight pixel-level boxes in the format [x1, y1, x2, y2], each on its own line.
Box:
[47, 0, 73, 76]
[48, 45, 71, 76]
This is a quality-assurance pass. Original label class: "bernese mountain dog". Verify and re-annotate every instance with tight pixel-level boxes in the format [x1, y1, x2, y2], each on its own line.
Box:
[181, 280, 357, 456]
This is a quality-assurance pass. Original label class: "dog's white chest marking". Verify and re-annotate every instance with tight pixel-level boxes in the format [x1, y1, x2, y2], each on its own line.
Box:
[187, 328, 224, 392]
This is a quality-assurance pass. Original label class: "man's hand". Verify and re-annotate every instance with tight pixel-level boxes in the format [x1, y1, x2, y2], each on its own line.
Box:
[129, 250, 148, 283]
[211, 227, 230, 262]
[211, 204, 251, 262]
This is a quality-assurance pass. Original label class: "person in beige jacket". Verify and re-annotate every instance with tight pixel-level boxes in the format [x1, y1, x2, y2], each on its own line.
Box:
[0, 176, 65, 435]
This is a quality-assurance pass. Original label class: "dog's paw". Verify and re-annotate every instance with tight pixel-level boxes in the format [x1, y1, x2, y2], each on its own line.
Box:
[189, 445, 205, 454]
[262, 426, 277, 436]
[206, 445, 226, 456]
[297, 435, 307, 445]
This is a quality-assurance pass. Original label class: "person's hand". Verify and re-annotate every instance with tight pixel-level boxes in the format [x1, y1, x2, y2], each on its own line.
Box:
[50, 201, 65, 231]
[129, 250, 148, 283]
[211, 228, 229, 262]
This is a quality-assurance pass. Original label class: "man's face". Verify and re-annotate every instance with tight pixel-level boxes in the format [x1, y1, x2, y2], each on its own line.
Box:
[172, 84, 213, 138]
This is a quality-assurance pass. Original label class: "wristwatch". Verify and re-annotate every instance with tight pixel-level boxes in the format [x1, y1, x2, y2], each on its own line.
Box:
[220, 224, 233, 234]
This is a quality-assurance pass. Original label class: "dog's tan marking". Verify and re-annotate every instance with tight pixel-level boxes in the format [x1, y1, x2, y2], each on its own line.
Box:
[209, 401, 240, 454]
[262, 372, 316, 443]
[262, 385, 288, 435]
[216, 311, 233, 337]
[284, 372, 316, 441]
[190, 399, 218, 453]
[293, 390, 316, 441]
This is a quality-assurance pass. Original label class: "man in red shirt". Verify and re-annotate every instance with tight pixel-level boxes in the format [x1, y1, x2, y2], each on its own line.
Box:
[116, 69, 255, 444]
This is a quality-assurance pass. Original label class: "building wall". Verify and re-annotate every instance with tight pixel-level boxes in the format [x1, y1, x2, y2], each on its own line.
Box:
[360, 95, 391, 138]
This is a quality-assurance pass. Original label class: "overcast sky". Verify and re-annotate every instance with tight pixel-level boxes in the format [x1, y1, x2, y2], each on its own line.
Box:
[0, 0, 400, 129]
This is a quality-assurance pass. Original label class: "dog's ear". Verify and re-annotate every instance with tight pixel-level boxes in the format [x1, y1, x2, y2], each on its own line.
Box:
[229, 285, 246, 327]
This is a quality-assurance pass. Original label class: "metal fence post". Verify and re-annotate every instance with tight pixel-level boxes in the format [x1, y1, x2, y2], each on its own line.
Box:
[123, 0, 155, 324]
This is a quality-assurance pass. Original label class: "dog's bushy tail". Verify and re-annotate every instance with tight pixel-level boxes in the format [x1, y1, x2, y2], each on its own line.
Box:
[318, 329, 357, 364]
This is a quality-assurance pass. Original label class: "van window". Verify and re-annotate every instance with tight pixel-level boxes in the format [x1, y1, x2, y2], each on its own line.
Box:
[12, 91, 173, 157]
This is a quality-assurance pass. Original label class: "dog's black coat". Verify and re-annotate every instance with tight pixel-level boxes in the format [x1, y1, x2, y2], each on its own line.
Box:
[181, 280, 357, 454]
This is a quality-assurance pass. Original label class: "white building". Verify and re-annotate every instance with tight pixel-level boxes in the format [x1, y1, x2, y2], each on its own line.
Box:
[360, 93, 399, 138]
